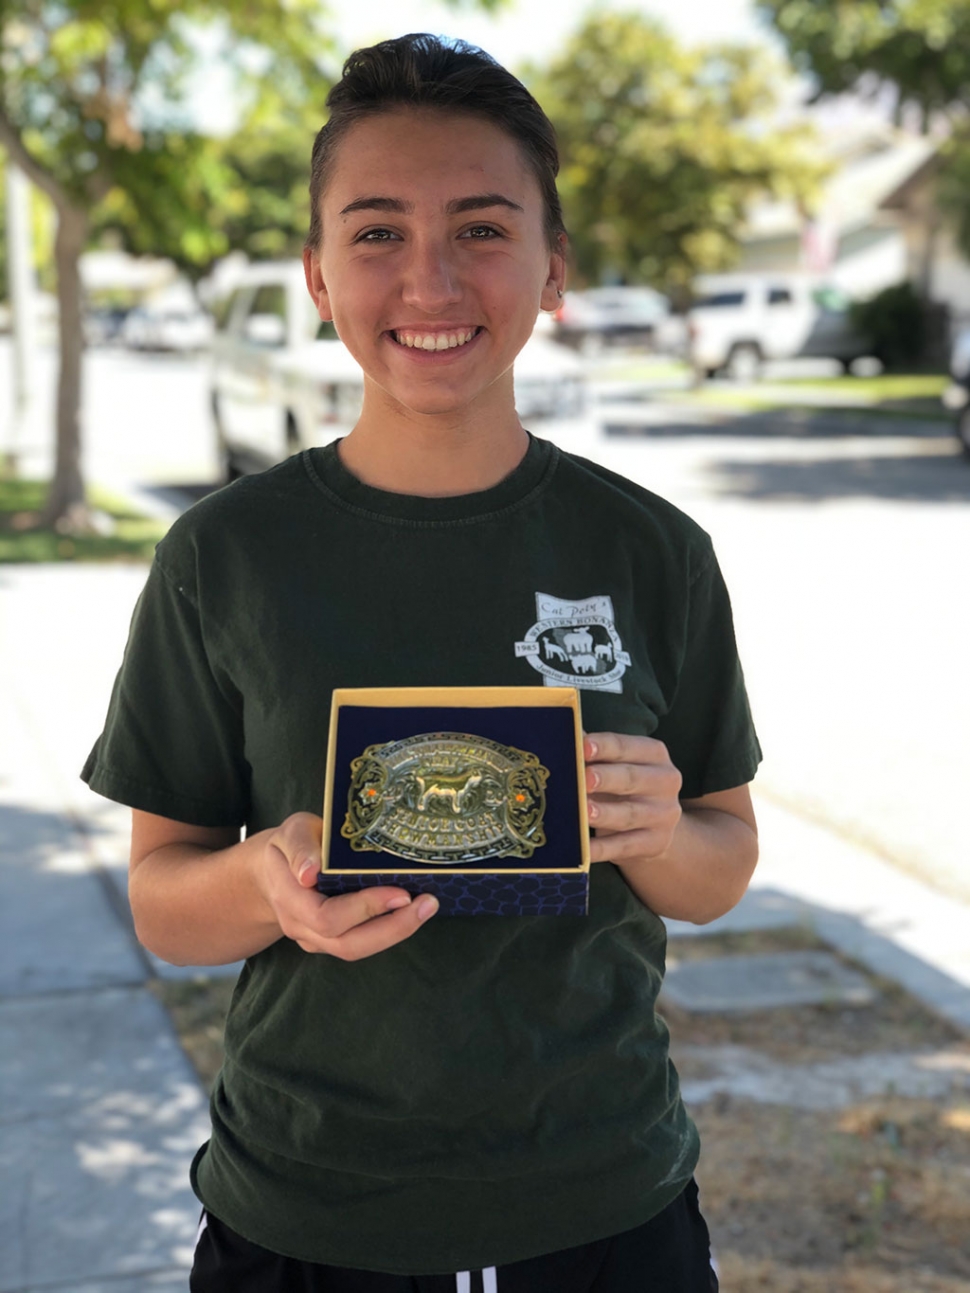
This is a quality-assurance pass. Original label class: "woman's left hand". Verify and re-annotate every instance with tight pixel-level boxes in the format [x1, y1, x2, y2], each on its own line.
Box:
[584, 731, 683, 864]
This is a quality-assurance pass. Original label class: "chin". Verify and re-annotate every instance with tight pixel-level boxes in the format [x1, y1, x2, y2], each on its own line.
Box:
[376, 378, 509, 421]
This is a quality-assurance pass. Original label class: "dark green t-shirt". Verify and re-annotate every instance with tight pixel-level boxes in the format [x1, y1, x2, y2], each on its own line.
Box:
[83, 435, 761, 1273]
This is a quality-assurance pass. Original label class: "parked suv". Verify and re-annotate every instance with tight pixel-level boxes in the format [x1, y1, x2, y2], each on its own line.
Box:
[687, 273, 873, 380]
[208, 260, 587, 480]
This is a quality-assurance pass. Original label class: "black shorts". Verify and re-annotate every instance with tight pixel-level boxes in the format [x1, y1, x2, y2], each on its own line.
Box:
[190, 1179, 718, 1292]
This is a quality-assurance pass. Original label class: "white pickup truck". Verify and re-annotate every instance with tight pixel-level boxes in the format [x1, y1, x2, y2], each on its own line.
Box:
[209, 261, 361, 479]
[209, 260, 587, 480]
[687, 273, 874, 381]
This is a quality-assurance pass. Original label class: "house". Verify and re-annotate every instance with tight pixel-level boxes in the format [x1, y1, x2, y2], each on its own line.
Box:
[879, 152, 970, 330]
[735, 115, 970, 329]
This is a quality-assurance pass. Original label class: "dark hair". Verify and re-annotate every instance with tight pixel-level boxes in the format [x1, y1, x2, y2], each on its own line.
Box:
[306, 33, 566, 252]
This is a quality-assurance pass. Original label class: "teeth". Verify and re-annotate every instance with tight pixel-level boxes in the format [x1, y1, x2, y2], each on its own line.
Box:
[395, 328, 477, 350]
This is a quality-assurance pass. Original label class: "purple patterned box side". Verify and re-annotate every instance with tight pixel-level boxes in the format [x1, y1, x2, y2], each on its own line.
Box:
[315, 870, 589, 916]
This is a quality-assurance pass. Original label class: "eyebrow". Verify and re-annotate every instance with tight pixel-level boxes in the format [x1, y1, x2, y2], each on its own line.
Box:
[338, 193, 525, 217]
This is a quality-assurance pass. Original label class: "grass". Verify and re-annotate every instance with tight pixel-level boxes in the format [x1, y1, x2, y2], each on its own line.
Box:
[586, 357, 953, 419]
[669, 371, 952, 418]
[0, 477, 169, 563]
[765, 373, 950, 400]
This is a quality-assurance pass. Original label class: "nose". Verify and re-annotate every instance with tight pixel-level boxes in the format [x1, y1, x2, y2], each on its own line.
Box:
[400, 236, 462, 313]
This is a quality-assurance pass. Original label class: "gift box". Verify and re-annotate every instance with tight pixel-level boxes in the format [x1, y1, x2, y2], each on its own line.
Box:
[317, 686, 590, 915]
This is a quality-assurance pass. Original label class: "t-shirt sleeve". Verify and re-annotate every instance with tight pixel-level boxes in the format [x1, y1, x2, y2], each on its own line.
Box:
[81, 554, 250, 827]
[653, 543, 762, 799]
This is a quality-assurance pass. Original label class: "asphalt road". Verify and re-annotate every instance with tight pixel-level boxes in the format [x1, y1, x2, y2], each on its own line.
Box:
[4, 342, 968, 902]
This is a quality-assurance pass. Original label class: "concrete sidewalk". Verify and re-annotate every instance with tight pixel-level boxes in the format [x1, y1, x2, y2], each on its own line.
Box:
[2, 562, 969, 1291]
[1, 565, 217, 1293]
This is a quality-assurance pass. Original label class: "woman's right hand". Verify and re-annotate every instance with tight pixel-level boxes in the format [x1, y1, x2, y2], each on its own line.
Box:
[255, 812, 438, 959]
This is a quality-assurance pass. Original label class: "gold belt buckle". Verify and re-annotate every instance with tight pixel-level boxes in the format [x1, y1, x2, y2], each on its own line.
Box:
[341, 731, 549, 864]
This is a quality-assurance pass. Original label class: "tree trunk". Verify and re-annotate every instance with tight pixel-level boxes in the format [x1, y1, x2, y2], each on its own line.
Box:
[40, 202, 90, 531]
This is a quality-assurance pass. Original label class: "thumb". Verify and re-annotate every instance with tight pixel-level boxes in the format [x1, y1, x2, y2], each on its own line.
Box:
[297, 855, 320, 888]
[274, 812, 324, 887]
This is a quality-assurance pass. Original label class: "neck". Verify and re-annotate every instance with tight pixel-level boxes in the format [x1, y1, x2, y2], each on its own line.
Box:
[337, 387, 530, 497]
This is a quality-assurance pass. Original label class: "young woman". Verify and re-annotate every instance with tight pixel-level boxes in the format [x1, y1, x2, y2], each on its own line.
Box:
[83, 33, 761, 1293]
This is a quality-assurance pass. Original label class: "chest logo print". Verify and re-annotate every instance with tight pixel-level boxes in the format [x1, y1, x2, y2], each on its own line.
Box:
[515, 593, 631, 694]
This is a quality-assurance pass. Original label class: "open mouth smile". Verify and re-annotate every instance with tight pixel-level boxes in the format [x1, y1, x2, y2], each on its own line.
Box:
[390, 327, 483, 351]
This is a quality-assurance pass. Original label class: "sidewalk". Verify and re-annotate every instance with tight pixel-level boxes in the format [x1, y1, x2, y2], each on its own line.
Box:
[0, 565, 217, 1293]
[2, 562, 969, 1291]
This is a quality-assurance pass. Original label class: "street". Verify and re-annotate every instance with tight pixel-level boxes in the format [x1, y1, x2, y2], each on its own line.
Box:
[4, 340, 969, 902]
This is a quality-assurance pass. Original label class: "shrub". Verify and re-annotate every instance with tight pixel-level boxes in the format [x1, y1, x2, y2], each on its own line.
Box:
[851, 282, 926, 370]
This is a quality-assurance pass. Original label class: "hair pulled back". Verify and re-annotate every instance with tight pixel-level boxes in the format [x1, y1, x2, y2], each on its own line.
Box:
[306, 33, 566, 252]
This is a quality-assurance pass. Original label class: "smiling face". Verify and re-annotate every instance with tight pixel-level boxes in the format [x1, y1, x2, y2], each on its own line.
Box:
[303, 108, 565, 427]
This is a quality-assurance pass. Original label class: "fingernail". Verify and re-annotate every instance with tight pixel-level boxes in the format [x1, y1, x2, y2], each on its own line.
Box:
[299, 858, 318, 882]
[588, 801, 599, 820]
[385, 895, 411, 911]
[585, 738, 598, 758]
[416, 895, 438, 921]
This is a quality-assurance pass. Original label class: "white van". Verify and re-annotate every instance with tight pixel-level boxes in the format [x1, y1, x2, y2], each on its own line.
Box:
[687, 273, 873, 381]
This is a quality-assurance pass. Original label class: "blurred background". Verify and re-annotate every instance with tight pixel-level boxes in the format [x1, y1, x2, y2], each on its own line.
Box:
[2, 2, 969, 1290]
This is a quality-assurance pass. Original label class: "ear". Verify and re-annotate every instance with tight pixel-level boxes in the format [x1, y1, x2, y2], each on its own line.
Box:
[303, 246, 333, 322]
[539, 234, 567, 314]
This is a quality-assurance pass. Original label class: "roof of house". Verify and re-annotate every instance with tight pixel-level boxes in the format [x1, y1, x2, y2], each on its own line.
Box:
[742, 121, 940, 242]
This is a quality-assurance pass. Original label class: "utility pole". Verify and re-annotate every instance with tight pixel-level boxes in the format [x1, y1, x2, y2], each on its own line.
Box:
[5, 160, 38, 474]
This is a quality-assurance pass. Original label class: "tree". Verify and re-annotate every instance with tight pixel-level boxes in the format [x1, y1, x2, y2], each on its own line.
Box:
[755, 0, 970, 123]
[529, 13, 825, 292]
[0, 1, 338, 528]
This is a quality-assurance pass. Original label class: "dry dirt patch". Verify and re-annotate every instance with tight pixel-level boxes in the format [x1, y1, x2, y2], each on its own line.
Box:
[665, 929, 970, 1290]
[153, 975, 235, 1092]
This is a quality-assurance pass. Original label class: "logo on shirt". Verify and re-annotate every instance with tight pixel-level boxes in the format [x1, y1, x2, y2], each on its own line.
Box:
[514, 592, 631, 693]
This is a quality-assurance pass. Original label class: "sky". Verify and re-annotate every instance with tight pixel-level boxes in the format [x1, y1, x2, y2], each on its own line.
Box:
[329, 0, 777, 68]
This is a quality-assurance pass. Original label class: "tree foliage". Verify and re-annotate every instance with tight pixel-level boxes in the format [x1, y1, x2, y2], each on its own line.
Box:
[530, 12, 825, 291]
[758, 1, 970, 262]
[213, 90, 322, 264]
[1, 1, 337, 273]
[756, 0, 970, 121]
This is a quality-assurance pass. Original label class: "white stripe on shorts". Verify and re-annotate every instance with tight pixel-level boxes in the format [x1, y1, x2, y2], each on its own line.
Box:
[455, 1269, 497, 1292]
[194, 1211, 208, 1248]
